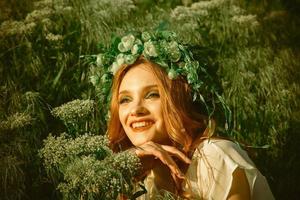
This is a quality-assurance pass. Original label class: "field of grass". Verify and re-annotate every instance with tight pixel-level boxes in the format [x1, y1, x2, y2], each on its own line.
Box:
[0, 0, 299, 199]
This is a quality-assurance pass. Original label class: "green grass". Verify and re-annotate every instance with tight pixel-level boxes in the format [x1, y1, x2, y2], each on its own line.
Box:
[0, 0, 299, 199]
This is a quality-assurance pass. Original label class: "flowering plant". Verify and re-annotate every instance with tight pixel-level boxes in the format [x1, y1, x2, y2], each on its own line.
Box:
[50, 99, 95, 136]
[40, 133, 144, 199]
[40, 100, 149, 199]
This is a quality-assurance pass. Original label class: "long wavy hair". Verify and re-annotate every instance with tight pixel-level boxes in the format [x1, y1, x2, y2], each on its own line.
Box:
[107, 57, 214, 198]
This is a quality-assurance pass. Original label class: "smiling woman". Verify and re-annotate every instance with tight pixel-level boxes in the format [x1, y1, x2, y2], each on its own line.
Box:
[117, 63, 169, 147]
[101, 31, 275, 200]
[108, 57, 206, 154]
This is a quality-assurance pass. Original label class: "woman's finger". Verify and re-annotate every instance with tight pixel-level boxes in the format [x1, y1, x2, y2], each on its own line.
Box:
[134, 142, 185, 179]
[160, 145, 192, 164]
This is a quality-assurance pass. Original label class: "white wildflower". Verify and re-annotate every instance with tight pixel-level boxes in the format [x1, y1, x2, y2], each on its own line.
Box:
[96, 54, 104, 67]
[0, 112, 33, 130]
[171, 6, 194, 21]
[141, 31, 152, 41]
[51, 99, 94, 124]
[0, 20, 26, 36]
[33, 0, 53, 9]
[46, 33, 63, 41]
[41, 18, 53, 31]
[89, 75, 99, 86]
[232, 5, 245, 15]
[25, 22, 37, 34]
[196, 9, 209, 17]
[251, 21, 260, 27]
[180, 23, 198, 32]
[232, 14, 257, 25]
[24, 91, 40, 102]
[182, 0, 193, 6]
[25, 8, 53, 23]
[63, 6, 73, 12]
[191, 0, 225, 10]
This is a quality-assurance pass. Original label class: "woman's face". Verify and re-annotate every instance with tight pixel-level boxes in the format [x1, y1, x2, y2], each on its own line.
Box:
[118, 63, 169, 146]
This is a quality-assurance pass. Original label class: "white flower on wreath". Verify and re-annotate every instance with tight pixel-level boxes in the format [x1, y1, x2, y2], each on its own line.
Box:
[131, 44, 139, 55]
[141, 32, 151, 41]
[118, 34, 135, 52]
[134, 38, 143, 45]
[131, 39, 143, 55]
[124, 54, 136, 65]
[143, 41, 158, 57]
[168, 41, 181, 62]
[111, 62, 120, 75]
[116, 53, 125, 66]
[168, 68, 178, 80]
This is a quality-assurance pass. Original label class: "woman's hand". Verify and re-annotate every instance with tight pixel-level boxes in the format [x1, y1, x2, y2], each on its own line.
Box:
[130, 141, 192, 180]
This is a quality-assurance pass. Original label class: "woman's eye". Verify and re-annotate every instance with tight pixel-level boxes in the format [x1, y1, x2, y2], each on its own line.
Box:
[119, 97, 131, 104]
[145, 91, 160, 99]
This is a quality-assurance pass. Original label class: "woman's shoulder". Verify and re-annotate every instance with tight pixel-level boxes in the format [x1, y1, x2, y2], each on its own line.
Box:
[194, 138, 256, 169]
[187, 138, 274, 200]
[200, 138, 245, 153]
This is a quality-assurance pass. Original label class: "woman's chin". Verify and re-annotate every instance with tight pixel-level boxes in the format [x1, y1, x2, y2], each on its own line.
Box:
[130, 137, 152, 146]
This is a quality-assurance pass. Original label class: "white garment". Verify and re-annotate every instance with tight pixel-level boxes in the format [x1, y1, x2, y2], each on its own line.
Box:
[137, 139, 274, 200]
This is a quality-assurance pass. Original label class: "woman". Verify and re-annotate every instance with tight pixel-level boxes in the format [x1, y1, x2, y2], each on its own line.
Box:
[95, 31, 274, 199]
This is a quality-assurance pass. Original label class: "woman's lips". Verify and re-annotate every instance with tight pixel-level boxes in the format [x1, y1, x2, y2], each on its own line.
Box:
[130, 120, 154, 132]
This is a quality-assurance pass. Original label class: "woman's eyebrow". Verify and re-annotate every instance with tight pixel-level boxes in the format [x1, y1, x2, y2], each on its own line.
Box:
[143, 84, 159, 90]
[118, 84, 158, 95]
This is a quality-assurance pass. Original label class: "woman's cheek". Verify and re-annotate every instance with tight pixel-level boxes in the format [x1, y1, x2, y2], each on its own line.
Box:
[118, 107, 127, 127]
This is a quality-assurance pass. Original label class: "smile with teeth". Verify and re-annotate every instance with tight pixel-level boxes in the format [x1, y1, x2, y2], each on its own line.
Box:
[131, 121, 153, 129]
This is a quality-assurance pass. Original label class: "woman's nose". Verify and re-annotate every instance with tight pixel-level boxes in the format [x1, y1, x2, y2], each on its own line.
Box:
[130, 104, 148, 116]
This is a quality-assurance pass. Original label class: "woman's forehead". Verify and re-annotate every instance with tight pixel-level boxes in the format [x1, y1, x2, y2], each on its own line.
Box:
[119, 63, 159, 92]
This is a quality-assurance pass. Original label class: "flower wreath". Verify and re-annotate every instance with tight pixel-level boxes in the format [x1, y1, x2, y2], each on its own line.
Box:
[85, 30, 231, 130]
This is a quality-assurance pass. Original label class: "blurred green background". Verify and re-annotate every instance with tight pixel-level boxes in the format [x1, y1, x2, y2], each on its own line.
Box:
[0, 0, 299, 199]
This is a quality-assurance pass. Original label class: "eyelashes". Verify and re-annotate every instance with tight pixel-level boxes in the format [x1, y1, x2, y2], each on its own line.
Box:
[118, 90, 160, 105]
[145, 91, 160, 99]
[119, 96, 131, 104]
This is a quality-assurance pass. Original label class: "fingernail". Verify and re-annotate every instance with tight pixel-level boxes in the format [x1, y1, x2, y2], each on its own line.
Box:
[178, 173, 185, 179]
[185, 158, 192, 164]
